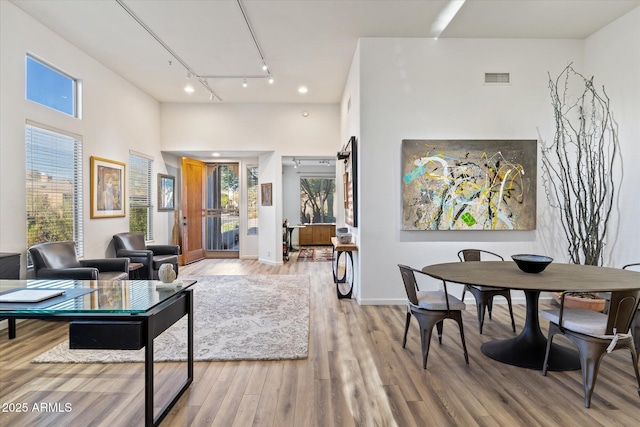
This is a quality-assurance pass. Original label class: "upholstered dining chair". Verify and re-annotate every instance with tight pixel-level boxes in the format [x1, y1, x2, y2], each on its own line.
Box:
[29, 241, 129, 280]
[623, 263, 640, 353]
[112, 232, 179, 280]
[398, 264, 469, 369]
[458, 249, 516, 334]
[541, 289, 640, 408]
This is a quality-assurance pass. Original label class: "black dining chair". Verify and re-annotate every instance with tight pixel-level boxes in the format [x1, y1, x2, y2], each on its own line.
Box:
[541, 289, 640, 408]
[458, 249, 516, 334]
[398, 264, 469, 369]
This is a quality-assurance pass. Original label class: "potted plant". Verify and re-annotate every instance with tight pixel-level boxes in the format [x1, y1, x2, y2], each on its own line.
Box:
[542, 64, 621, 311]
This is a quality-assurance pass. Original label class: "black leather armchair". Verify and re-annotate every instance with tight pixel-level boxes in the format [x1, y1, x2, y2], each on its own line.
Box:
[112, 232, 179, 280]
[29, 241, 129, 280]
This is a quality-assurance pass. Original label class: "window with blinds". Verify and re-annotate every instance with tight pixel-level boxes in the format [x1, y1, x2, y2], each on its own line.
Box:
[129, 151, 153, 241]
[25, 123, 84, 256]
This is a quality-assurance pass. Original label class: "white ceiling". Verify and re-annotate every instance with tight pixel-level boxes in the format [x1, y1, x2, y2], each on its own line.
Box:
[12, 0, 640, 104]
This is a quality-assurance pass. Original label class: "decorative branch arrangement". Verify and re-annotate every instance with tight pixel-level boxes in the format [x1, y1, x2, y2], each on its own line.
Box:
[541, 64, 620, 265]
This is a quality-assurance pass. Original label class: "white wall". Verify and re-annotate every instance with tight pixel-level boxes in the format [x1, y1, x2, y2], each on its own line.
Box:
[160, 103, 340, 263]
[584, 6, 640, 267]
[0, 2, 167, 273]
[349, 37, 588, 304]
[344, 12, 640, 304]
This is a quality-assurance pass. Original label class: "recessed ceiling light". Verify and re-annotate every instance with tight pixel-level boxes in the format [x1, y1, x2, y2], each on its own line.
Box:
[302, 111, 310, 117]
[212, 152, 221, 157]
[184, 84, 195, 93]
[298, 86, 308, 94]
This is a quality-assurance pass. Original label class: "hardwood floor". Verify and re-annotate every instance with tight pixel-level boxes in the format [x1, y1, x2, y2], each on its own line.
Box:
[1, 259, 639, 426]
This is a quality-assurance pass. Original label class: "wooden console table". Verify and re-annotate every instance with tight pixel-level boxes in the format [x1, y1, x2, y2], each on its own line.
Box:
[331, 237, 357, 299]
[300, 224, 335, 245]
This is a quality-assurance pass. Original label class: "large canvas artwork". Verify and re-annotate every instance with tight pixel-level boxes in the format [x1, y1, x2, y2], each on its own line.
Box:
[402, 140, 537, 230]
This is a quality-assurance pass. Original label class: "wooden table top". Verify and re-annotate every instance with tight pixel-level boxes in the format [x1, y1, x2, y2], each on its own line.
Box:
[422, 261, 640, 293]
[331, 237, 358, 252]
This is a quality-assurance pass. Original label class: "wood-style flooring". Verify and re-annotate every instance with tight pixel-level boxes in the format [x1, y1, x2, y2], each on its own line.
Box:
[1, 258, 639, 426]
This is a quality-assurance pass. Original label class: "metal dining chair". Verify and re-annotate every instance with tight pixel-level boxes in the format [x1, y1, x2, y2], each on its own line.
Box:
[541, 289, 640, 407]
[623, 263, 640, 353]
[458, 249, 516, 334]
[398, 264, 469, 369]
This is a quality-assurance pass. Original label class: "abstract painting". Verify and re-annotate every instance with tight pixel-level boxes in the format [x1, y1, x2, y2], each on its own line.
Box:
[402, 140, 537, 230]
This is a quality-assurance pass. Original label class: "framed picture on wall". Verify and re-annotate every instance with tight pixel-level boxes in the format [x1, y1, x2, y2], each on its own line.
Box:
[158, 174, 175, 211]
[401, 139, 537, 230]
[90, 156, 125, 218]
[261, 183, 273, 206]
[343, 136, 358, 227]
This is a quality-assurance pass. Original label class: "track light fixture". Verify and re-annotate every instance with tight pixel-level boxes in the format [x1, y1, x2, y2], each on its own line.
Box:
[117, 0, 274, 101]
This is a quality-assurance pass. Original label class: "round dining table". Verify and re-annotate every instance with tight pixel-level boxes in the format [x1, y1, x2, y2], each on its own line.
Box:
[422, 261, 640, 371]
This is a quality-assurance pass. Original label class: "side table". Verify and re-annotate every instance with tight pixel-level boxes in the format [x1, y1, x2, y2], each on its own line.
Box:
[0, 252, 20, 338]
[331, 237, 358, 299]
[129, 262, 145, 279]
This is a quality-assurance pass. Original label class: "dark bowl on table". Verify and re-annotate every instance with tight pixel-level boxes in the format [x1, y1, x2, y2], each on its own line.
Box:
[511, 254, 553, 273]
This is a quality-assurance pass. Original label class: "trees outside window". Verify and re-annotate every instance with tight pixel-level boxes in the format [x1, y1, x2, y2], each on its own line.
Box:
[300, 178, 335, 224]
[26, 124, 83, 256]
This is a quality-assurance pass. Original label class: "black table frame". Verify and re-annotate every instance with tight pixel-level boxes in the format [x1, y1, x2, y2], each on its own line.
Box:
[479, 289, 579, 370]
[1, 287, 194, 427]
[331, 243, 356, 299]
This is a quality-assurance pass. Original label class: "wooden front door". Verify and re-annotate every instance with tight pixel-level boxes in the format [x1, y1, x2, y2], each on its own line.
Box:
[181, 157, 206, 264]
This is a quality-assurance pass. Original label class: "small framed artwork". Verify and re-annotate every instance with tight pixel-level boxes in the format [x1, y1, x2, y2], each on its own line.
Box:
[158, 174, 175, 211]
[90, 156, 125, 219]
[261, 183, 272, 206]
[343, 136, 358, 227]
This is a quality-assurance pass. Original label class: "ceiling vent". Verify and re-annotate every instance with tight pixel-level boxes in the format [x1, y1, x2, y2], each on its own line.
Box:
[485, 72, 510, 84]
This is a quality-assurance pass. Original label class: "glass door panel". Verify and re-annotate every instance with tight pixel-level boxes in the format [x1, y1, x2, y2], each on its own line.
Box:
[206, 163, 239, 252]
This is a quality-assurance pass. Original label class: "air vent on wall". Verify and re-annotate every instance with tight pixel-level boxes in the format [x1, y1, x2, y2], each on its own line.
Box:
[485, 72, 510, 84]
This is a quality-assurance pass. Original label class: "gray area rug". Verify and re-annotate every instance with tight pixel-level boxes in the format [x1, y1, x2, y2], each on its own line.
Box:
[32, 275, 310, 363]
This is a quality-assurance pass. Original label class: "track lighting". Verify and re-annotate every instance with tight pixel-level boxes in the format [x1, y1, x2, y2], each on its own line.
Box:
[186, 71, 192, 79]
[262, 62, 268, 71]
[268, 76, 274, 84]
[242, 78, 248, 88]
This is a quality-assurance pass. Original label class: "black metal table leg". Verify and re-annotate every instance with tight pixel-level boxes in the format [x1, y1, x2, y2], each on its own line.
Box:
[334, 250, 354, 299]
[147, 289, 194, 427]
[481, 290, 580, 371]
[8, 318, 16, 339]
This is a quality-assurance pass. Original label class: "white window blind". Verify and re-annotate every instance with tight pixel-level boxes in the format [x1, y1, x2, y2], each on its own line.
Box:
[25, 123, 84, 256]
[129, 151, 153, 241]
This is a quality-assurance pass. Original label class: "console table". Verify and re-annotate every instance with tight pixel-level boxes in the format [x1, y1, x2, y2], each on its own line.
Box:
[331, 237, 357, 299]
[0, 278, 196, 427]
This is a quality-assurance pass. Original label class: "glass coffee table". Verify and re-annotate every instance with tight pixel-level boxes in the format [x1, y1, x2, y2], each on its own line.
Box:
[0, 278, 197, 427]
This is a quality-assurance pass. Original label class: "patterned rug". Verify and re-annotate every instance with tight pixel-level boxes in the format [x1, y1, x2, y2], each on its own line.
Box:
[32, 275, 310, 363]
[296, 247, 334, 262]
